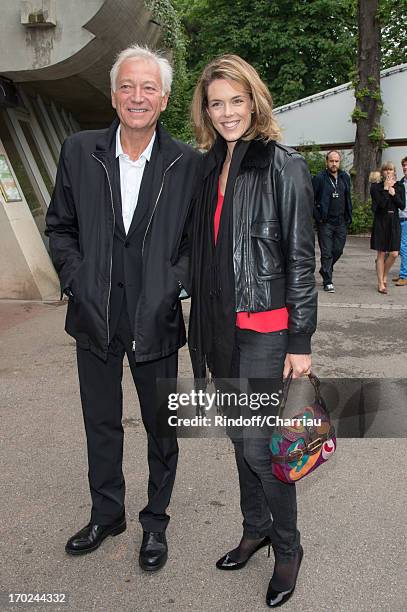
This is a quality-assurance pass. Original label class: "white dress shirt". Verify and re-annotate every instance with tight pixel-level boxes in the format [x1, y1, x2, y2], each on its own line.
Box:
[115, 126, 156, 233]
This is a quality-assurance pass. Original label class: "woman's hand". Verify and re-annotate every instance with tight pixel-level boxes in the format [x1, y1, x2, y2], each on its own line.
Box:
[384, 176, 396, 193]
[283, 353, 312, 379]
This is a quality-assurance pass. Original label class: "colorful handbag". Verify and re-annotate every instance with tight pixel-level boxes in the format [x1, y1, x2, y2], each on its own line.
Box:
[270, 372, 336, 483]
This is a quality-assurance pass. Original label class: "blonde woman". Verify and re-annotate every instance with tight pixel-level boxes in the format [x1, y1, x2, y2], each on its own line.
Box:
[370, 162, 406, 293]
[188, 55, 317, 607]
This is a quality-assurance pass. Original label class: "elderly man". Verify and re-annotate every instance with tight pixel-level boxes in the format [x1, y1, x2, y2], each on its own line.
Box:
[46, 45, 200, 571]
[313, 150, 352, 293]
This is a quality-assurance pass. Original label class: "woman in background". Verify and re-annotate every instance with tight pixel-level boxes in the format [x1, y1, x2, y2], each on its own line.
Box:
[188, 55, 317, 607]
[370, 162, 405, 293]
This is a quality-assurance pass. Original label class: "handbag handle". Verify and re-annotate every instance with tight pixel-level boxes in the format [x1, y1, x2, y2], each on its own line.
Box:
[278, 370, 321, 417]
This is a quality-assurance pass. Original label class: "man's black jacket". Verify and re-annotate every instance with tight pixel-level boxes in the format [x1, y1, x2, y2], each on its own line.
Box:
[312, 169, 352, 224]
[45, 118, 200, 361]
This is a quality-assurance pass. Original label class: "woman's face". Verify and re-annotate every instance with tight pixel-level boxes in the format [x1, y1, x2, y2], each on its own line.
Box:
[382, 168, 395, 181]
[206, 79, 253, 143]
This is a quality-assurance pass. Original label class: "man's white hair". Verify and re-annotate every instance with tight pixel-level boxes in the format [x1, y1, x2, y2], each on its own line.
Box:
[110, 45, 173, 95]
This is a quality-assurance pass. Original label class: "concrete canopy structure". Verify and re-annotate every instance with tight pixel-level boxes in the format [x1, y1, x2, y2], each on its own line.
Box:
[0, 0, 163, 299]
[0, 0, 162, 127]
[275, 64, 407, 169]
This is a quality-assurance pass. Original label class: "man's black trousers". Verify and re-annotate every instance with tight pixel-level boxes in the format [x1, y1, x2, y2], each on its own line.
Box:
[317, 221, 347, 285]
[76, 303, 178, 532]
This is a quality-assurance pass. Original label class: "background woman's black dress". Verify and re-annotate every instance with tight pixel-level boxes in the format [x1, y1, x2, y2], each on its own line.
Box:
[370, 181, 405, 251]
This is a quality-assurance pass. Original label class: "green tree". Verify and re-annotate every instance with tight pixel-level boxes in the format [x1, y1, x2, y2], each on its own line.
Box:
[175, 0, 356, 107]
[351, 0, 406, 203]
[297, 143, 327, 176]
[145, 0, 193, 141]
[165, 0, 406, 141]
[351, 0, 383, 204]
[379, 0, 407, 69]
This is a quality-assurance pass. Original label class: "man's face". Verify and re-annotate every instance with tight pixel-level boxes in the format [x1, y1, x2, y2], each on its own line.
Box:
[111, 58, 169, 133]
[326, 153, 341, 174]
[402, 162, 407, 177]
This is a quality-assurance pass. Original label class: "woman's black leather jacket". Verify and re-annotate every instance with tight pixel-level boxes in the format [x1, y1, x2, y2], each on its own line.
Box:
[189, 137, 317, 379]
[232, 139, 317, 353]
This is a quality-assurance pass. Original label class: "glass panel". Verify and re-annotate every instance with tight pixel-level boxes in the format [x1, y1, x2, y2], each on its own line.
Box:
[44, 101, 64, 143]
[18, 120, 54, 196]
[60, 110, 73, 136]
[30, 97, 59, 163]
[0, 111, 46, 238]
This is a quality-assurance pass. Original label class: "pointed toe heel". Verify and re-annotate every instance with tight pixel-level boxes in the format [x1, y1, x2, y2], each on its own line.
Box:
[266, 545, 303, 608]
[216, 536, 271, 571]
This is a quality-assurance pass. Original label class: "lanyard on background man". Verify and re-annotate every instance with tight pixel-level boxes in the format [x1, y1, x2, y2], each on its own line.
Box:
[328, 174, 339, 198]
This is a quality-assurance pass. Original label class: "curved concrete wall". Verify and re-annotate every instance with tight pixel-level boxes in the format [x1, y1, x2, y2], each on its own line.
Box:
[0, 1, 104, 73]
[0, 0, 163, 299]
[0, 0, 162, 98]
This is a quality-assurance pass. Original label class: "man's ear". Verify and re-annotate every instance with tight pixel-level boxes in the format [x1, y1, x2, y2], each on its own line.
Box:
[111, 90, 117, 110]
[161, 93, 170, 112]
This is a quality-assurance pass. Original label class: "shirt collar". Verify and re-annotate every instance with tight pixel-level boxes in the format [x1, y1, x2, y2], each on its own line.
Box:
[115, 125, 156, 161]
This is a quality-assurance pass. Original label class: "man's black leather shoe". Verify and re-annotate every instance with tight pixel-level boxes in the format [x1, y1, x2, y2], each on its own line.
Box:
[65, 514, 126, 555]
[139, 531, 168, 571]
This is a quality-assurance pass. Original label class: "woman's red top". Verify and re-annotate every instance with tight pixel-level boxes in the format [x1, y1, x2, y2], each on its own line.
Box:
[214, 183, 288, 333]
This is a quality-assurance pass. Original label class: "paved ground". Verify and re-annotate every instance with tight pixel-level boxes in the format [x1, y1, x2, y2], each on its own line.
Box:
[1, 236, 406, 612]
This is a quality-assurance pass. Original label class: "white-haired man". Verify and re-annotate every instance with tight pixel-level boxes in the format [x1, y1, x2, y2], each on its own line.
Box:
[46, 46, 200, 571]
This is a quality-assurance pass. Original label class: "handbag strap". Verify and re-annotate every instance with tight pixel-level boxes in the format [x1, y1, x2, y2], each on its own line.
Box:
[278, 370, 322, 417]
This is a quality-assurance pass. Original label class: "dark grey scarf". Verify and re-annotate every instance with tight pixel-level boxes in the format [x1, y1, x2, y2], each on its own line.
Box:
[189, 137, 250, 379]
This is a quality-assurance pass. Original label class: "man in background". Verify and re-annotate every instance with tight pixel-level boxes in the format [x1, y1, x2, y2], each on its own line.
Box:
[393, 156, 407, 286]
[313, 150, 352, 293]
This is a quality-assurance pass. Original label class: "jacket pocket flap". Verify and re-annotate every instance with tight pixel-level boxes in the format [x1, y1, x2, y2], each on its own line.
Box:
[251, 222, 281, 240]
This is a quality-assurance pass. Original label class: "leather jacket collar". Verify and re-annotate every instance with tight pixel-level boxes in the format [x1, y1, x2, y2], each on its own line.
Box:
[202, 136, 275, 179]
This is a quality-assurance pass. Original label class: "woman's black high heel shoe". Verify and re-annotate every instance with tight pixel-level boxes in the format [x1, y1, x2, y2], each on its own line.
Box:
[216, 536, 271, 570]
[266, 545, 303, 607]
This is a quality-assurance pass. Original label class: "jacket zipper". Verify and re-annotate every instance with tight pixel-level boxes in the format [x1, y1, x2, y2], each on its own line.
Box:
[243, 181, 253, 312]
[133, 153, 184, 353]
[141, 153, 183, 257]
[91, 153, 115, 348]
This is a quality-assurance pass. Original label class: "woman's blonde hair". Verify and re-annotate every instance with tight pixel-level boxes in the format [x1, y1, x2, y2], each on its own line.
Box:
[191, 54, 281, 150]
[369, 171, 381, 183]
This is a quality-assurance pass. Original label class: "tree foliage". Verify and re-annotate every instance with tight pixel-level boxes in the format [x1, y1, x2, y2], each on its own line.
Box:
[175, 0, 356, 107]
[164, 0, 406, 141]
[350, 0, 406, 204]
[379, 0, 407, 69]
[145, 0, 193, 141]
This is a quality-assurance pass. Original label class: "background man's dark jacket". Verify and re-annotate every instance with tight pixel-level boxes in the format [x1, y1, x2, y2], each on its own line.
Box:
[46, 118, 200, 361]
[312, 169, 352, 224]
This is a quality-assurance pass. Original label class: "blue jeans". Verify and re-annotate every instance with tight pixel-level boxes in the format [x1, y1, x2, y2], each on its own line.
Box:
[226, 328, 300, 559]
[399, 220, 407, 279]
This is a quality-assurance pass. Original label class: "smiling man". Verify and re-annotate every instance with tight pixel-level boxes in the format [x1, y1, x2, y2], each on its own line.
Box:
[45, 45, 200, 571]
